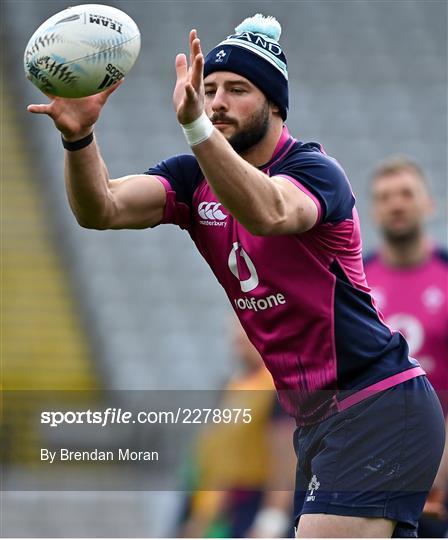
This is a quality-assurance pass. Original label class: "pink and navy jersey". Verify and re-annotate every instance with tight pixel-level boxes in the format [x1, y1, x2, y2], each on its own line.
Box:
[145, 127, 422, 425]
[365, 248, 448, 412]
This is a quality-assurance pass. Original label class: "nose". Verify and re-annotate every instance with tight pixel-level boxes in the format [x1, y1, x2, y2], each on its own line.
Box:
[389, 192, 407, 210]
[210, 87, 229, 113]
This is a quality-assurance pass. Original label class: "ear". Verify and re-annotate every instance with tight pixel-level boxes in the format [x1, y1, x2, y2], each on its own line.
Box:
[270, 101, 281, 115]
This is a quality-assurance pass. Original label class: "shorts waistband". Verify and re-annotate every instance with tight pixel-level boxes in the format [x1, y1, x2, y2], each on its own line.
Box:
[337, 366, 426, 412]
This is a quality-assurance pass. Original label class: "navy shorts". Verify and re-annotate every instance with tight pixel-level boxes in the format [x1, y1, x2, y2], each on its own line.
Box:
[293, 376, 445, 537]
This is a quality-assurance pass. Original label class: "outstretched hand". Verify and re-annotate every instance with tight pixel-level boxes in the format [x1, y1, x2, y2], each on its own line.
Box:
[173, 29, 205, 125]
[26, 80, 123, 141]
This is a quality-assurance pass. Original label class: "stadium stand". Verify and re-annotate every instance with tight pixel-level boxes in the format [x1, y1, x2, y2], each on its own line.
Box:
[1, 67, 98, 454]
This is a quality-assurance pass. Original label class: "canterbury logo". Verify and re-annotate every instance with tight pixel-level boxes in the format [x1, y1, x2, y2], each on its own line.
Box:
[198, 202, 227, 220]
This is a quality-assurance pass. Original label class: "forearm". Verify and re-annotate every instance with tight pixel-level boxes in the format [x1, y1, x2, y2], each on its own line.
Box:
[26, 78, 124, 228]
[192, 130, 286, 235]
[64, 136, 113, 228]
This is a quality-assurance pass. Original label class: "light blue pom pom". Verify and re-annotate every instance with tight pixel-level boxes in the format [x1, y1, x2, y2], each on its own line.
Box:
[235, 14, 282, 41]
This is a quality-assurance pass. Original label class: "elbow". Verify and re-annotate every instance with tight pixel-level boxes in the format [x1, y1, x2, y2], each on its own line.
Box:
[246, 214, 288, 236]
[246, 213, 313, 236]
[248, 194, 289, 236]
[74, 213, 110, 230]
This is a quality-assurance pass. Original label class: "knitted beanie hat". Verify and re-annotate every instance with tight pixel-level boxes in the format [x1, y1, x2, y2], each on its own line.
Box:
[204, 14, 289, 120]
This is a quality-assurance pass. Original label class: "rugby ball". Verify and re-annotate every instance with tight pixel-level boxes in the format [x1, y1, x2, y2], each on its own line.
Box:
[24, 4, 140, 98]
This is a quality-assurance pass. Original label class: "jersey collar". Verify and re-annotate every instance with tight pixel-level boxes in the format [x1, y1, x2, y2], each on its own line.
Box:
[259, 125, 295, 171]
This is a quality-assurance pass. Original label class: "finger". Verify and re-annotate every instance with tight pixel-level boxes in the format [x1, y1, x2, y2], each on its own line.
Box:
[100, 78, 124, 101]
[193, 35, 202, 57]
[191, 37, 201, 63]
[190, 50, 204, 92]
[189, 29, 197, 67]
[197, 35, 203, 57]
[185, 82, 197, 102]
[27, 103, 53, 115]
[175, 53, 188, 80]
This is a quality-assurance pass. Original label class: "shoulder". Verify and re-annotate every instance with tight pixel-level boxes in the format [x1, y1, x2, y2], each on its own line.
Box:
[145, 153, 202, 178]
[273, 141, 346, 174]
[272, 140, 355, 224]
[144, 154, 204, 207]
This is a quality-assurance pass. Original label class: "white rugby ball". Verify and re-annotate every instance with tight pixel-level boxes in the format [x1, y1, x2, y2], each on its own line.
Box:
[24, 4, 140, 98]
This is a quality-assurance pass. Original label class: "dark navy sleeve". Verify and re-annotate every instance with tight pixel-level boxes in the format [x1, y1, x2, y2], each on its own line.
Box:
[272, 143, 355, 224]
[144, 154, 203, 228]
[145, 154, 203, 207]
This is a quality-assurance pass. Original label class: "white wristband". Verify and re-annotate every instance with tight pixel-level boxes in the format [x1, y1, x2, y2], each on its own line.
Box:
[252, 507, 291, 537]
[181, 112, 214, 147]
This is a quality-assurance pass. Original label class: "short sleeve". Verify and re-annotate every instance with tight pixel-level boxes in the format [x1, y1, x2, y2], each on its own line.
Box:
[144, 154, 204, 229]
[272, 144, 355, 224]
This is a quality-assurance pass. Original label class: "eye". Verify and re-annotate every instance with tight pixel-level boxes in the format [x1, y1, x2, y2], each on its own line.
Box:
[401, 188, 414, 200]
[205, 89, 216, 97]
[231, 87, 245, 94]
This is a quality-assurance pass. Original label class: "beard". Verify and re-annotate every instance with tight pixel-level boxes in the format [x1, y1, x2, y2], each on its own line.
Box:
[211, 100, 270, 154]
[382, 223, 421, 245]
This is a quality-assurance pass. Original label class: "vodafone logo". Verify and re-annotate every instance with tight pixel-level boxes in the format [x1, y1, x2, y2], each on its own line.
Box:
[198, 201, 227, 227]
[228, 242, 287, 311]
[228, 242, 259, 292]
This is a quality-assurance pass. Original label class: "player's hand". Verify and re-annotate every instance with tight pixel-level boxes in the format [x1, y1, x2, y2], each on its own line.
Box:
[26, 80, 123, 141]
[173, 29, 204, 125]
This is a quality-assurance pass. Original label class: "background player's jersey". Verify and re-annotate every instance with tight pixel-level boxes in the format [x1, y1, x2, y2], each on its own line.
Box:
[365, 248, 448, 411]
[145, 127, 421, 425]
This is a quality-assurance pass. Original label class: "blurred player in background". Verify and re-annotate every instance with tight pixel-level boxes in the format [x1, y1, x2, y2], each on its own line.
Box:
[365, 156, 448, 537]
[27, 13, 445, 538]
[178, 320, 295, 538]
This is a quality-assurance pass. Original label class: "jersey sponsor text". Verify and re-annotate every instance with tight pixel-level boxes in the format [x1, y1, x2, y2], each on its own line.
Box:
[233, 292, 286, 312]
